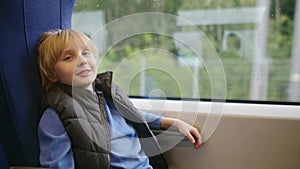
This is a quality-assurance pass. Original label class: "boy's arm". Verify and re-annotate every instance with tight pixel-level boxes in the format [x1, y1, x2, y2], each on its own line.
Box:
[139, 110, 163, 129]
[38, 107, 74, 169]
[160, 117, 202, 150]
[139, 110, 202, 149]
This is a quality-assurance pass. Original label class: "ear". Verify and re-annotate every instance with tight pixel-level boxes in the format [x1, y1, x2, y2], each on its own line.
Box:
[48, 72, 59, 82]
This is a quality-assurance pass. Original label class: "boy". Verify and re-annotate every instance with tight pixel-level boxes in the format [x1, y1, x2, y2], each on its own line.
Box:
[37, 29, 202, 169]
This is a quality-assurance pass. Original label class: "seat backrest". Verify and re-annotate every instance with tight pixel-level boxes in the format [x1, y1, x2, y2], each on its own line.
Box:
[0, 143, 8, 169]
[0, 0, 75, 167]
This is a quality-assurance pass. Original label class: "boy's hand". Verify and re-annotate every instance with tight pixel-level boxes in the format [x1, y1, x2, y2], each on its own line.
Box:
[161, 117, 202, 150]
[174, 119, 202, 150]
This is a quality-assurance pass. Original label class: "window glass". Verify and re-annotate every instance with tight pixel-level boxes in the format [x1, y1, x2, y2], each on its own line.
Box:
[73, 0, 299, 103]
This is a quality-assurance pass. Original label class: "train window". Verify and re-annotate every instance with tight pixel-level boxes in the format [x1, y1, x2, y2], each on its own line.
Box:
[72, 0, 299, 103]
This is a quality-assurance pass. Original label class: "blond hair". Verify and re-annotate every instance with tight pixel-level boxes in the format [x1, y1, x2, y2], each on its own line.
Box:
[38, 29, 99, 92]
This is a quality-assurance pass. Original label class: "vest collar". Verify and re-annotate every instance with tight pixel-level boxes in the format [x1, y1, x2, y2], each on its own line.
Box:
[95, 71, 113, 98]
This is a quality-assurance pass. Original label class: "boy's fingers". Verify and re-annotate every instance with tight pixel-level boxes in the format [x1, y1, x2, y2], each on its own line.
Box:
[186, 132, 196, 144]
[195, 142, 201, 149]
[186, 132, 203, 150]
[190, 128, 201, 141]
[189, 128, 202, 149]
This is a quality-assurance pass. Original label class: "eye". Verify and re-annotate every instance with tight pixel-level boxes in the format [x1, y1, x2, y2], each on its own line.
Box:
[82, 50, 92, 56]
[63, 55, 74, 61]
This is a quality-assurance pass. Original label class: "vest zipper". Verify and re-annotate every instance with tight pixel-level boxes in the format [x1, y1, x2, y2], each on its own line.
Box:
[96, 91, 111, 169]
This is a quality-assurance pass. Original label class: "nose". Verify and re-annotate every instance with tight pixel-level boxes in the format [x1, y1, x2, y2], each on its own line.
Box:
[77, 54, 87, 66]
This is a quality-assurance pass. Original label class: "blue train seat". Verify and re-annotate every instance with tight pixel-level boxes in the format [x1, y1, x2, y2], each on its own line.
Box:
[0, 0, 75, 167]
[0, 144, 9, 169]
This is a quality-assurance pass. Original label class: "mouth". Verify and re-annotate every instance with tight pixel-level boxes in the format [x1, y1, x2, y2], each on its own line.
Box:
[75, 69, 92, 77]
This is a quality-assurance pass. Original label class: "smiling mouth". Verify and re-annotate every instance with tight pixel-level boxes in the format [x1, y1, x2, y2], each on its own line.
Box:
[76, 70, 92, 77]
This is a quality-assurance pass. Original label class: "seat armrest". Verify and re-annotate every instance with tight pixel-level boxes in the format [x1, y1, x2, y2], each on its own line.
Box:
[152, 129, 191, 148]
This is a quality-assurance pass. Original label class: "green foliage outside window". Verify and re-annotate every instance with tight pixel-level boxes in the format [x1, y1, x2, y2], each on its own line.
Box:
[74, 0, 296, 102]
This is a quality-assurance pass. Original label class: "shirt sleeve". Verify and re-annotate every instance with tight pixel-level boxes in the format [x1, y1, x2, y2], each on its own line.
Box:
[38, 107, 74, 169]
[139, 110, 163, 130]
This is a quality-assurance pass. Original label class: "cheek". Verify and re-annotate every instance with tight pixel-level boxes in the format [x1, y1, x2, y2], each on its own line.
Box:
[90, 57, 98, 71]
[54, 64, 75, 81]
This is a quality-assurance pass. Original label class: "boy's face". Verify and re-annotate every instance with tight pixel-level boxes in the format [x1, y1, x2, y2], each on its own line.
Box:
[50, 37, 97, 91]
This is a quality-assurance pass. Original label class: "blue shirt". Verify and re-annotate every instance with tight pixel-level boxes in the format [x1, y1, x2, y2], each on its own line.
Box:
[38, 98, 162, 169]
